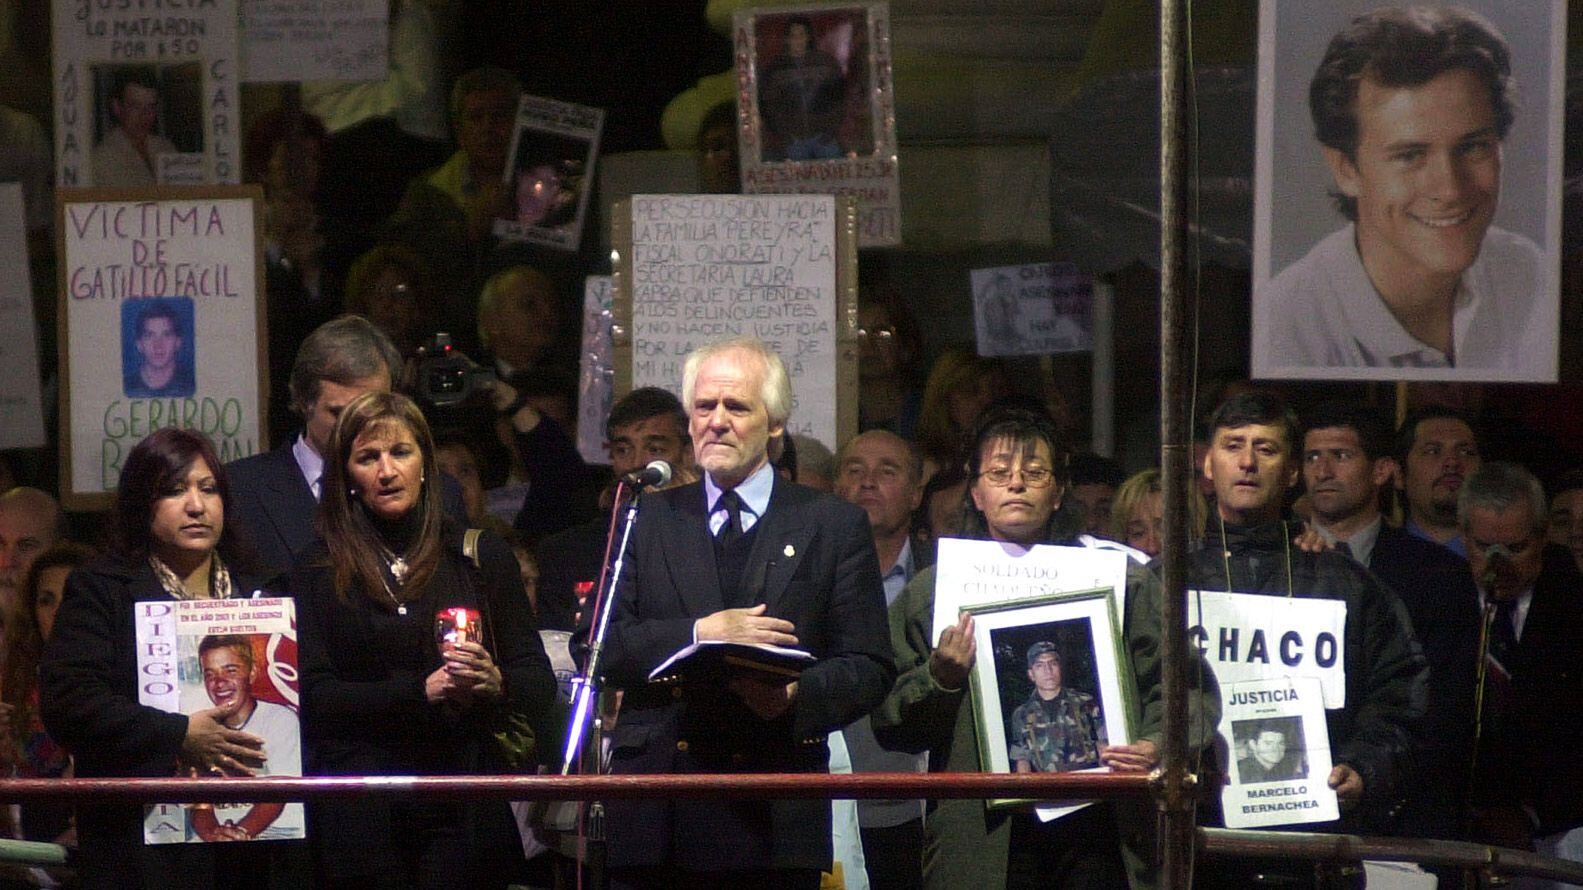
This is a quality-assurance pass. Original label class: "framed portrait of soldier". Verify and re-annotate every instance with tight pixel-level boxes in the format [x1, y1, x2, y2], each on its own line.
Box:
[734, 3, 901, 247]
[963, 587, 1135, 812]
[1250, 1, 1564, 382]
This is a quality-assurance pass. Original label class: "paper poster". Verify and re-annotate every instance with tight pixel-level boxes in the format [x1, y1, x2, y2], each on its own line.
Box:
[240, 0, 388, 83]
[493, 95, 605, 253]
[1250, 1, 1564, 382]
[52, 0, 241, 186]
[1219, 676, 1338, 828]
[971, 262, 1093, 357]
[932, 538, 1129, 645]
[1187, 590, 1347, 708]
[736, 3, 901, 247]
[629, 193, 839, 451]
[60, 189, 264, 508]
[576, 275, 614, 465]
[135, 597, 304, 844]
[0, 185, 46, 450]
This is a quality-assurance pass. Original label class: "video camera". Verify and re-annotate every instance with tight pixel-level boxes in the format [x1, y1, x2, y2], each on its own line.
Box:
[414, 333, 496, 409]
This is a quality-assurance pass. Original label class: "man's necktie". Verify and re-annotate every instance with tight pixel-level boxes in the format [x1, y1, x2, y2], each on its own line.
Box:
[1487, 598, 1518, 666]
[717, 489, 744, 546]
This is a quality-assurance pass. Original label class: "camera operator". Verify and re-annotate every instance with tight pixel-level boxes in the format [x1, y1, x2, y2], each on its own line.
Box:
[411, 330, 600, 542]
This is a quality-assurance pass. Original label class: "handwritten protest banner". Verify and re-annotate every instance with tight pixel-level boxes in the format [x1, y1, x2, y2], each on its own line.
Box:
[1220, 676, 1338, 828]
[1188, 590, 1348, 708]
[240, 0, 388, 83]
[971, 262, 1093, 357]
[620, 193, 854, 452]
[52, 0, 240, 187]
[932, 538, 1129, 644]
[736, 3, 901, 247]
[58, 187, 265, 509]
[0, 185, 46, 450]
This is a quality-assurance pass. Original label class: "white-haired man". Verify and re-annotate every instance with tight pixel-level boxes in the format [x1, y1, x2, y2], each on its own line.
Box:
[592, 338, 894, 888]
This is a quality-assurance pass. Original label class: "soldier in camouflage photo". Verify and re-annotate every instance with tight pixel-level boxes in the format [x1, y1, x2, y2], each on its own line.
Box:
[1007, 640, 1107, 773]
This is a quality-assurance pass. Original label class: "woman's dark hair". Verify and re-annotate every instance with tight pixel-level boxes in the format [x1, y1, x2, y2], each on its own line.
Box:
[2, 542, 97, 731]
[959, 407, 1080, 543]
[319, 391, 444, 608]
[114, 427, 253, 570]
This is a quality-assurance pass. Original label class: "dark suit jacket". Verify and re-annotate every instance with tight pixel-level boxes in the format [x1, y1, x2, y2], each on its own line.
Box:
[227, 439, 468, 579]
[1368, 525, 1481, 839]
[595, 475, 895, 871]
[534, 515, 609, 632]
[1475, 545, 1583, 836]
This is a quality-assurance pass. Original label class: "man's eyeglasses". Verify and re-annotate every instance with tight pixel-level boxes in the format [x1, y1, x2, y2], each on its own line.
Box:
[979, 466, 1055, 488]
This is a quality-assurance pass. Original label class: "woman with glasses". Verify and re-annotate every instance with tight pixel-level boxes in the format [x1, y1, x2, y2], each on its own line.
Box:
[870, 408, 1206, 890]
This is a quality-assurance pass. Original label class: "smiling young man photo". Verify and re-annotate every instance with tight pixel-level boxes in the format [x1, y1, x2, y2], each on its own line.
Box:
[1258, 5, 1551, 374]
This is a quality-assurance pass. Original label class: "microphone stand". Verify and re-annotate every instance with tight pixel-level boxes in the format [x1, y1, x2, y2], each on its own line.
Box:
[560, 480, 646, 890]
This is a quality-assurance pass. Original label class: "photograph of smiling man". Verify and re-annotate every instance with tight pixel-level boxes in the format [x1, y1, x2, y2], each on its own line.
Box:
[1251, 2, 1562, 381]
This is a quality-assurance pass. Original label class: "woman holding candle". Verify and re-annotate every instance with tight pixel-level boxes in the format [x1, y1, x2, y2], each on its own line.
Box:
[292, 390, 555, 889]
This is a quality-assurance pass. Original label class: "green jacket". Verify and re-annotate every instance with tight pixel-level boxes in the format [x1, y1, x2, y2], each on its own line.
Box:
[871, 560, 1221, 889]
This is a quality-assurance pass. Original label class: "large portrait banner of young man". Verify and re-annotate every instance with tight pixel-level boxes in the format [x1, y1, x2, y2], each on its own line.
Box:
[1251, 1, 1564, 382]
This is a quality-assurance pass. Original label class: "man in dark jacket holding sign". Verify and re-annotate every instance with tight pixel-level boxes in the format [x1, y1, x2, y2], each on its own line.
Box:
[1194, 391, 1428, 886]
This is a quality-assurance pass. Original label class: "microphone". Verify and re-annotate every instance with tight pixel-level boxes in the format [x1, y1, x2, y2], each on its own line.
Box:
[621, 460, 673, 489]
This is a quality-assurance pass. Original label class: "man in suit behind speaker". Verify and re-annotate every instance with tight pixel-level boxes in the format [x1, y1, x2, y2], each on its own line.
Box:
[592, 337, 894, 889]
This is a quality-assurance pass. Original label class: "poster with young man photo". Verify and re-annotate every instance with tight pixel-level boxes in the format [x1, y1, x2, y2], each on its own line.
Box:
[1251, 1, 1563, 381]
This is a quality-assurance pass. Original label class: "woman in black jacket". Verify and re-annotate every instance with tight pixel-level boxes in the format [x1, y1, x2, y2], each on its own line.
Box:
[40, 427, 299, 889]
[292, 390, 556, 889]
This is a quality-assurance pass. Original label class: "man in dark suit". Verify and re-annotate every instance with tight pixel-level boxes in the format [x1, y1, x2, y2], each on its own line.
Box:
[594, 338, 894, 889]
[1459, 463, 1583, 864]
[228, 315, 463, 579]
[534, 386, 693, 631]
[1301, 402, 1480, 849]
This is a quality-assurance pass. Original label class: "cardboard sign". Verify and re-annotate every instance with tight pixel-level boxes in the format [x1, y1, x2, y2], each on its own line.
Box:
[52, 0, 241, 187]
[932, 538, 1129, 645]
[1220, 676, 1338, 828]
[736, 3, 901, 247]
[1188, 590, 1348, 708]
[135, 596, 304, 843]
[240, 0, 388, 83]
[0, 184, 46, 450]
[59, 187, 265, 509]
[493, 95, 605, 253]
[628, 193, 840, 451]
[971, 262, 1093, 357]
[576, 275, 614, 466]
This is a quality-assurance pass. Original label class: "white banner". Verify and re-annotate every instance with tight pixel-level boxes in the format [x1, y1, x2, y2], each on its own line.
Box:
[240, 0, 388, 83]
[1188, 590, 1347, 708]
[932, 538, 1128, 644]
[1219, 676, 1338, 828]
[0, 184, 45, 450]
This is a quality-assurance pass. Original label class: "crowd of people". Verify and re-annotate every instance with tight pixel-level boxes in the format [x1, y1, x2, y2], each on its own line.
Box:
[0, 12, 1581, 890]
[1, 311, 1581, 889]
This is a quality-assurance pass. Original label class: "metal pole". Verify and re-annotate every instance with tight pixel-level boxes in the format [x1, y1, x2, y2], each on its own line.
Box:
[1158, 0, 1197, 888]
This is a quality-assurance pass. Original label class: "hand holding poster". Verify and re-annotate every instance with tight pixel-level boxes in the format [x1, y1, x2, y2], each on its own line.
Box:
[59, 187, 265, 509]
[135, 597, 304, 844]
[1219, 677, 1338, 828]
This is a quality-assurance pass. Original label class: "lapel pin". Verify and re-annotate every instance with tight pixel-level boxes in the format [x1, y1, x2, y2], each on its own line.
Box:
[783, 544, 796, 558]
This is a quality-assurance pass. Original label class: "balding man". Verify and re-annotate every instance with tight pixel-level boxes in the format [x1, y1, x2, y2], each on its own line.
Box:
[834, 430, 928, 889]
[0, 486, 66, 616]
